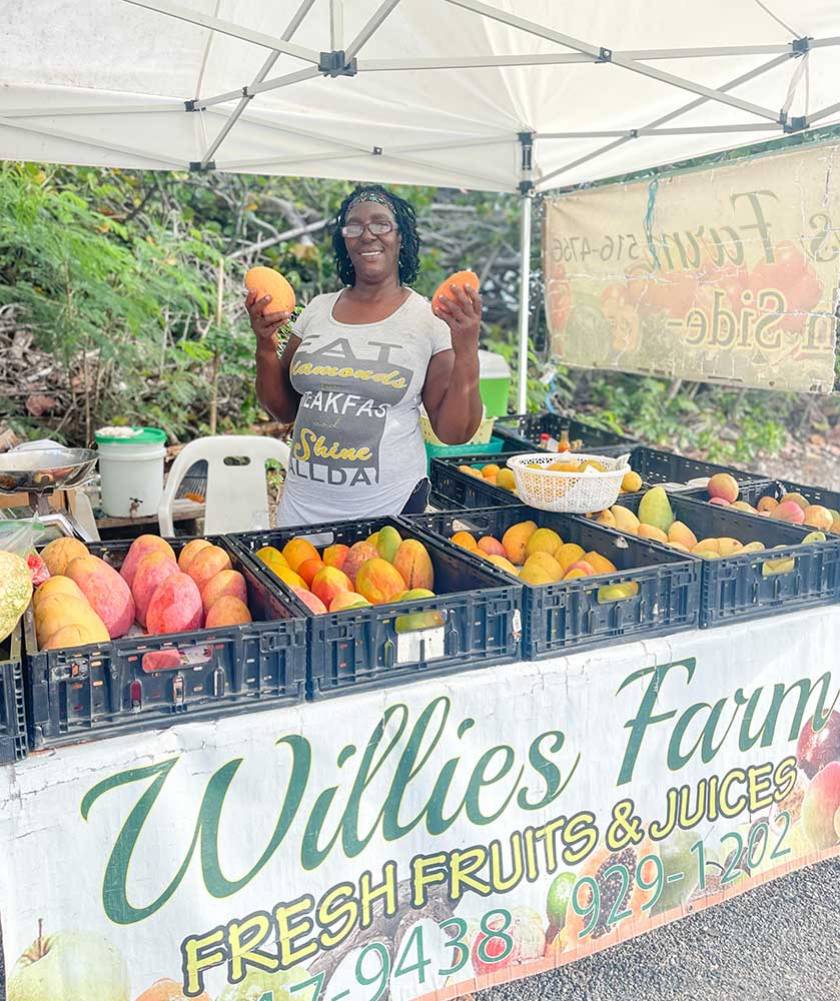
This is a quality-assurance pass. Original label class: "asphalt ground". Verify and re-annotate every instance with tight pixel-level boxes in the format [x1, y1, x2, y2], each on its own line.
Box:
[477, 857, 839, 1001]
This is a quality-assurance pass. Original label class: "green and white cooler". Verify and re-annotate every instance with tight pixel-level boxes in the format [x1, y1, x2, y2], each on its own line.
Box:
[478, 349, 511, 418]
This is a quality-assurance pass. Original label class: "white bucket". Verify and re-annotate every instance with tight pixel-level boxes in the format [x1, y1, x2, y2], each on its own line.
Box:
[95, 426, 166, 518]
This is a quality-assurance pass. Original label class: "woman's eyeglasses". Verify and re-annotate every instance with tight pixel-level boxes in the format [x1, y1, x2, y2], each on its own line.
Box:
[341, 220, 395, 239]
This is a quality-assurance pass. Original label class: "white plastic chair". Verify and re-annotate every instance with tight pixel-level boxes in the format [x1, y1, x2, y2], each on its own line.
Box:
[158, 435, 290, 536]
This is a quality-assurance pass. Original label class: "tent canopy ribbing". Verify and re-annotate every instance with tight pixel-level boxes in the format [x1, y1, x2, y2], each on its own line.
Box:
[1, 0, 839, 192]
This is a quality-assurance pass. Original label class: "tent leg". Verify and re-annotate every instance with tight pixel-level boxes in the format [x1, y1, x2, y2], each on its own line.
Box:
[516, 190, 533, 413]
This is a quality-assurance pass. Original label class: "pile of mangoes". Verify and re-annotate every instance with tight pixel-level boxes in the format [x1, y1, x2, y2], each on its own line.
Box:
[449, 519, 639, 600]
[253, 527, 435, 614]
[33, 535, 252, 651]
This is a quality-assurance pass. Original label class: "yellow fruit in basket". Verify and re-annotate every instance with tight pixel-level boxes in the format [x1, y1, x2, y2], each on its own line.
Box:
[477, 536, 506, 557]
[482, 464, 500, 478]
[42, 622, 109, 650]
[256, 546, 289, 574]
[598, 581, 640, 602]
[484, 554, 519, 575]
[611, 505, 641, 534]
[451, 530, 479, 552]
[458, 464, 483, 479]
[621, 470, 643, 493]
[595, 509, 617, 528]
[763, 548, 795, 575]
[668, 521, 698, 549]
[496, 468, 516, 491]
[525, 528, 563, 559]
[522, 552, 564, 583]
[502, 520, 538, 564]
[740, 540, 766, 553]
[274, 565, 308, 590]
[556, 542, 585, 573]
[637, 524, 668, 544]
[283, 537, 320, 572]
[804, 505, 833, 531]
[548, 461, 583, 472]
[693, 538, 721, 554]
[717, 538, 744, 557]
[563, 562, 596, 580]
[668, 541, 690, 553]
[33, 575, 85, 609]
[580, 459, 607, 472]
[36, 596, 110, 647]
[519, 565, 556, 586]
[40, 537, 89, 577]
[585, 551, 617, 574]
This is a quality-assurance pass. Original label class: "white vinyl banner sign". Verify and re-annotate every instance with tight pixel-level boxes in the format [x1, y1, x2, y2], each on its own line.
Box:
[544, 143, 840, 393]
[2, 607, 840, 1001]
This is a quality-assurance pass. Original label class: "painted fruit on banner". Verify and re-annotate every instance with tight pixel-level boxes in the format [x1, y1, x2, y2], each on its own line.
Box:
[544, 142, 840, 393]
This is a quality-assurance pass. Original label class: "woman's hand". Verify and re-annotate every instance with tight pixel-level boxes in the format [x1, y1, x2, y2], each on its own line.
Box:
[246, 290, 293, 350]
[432, 283, 481, 353]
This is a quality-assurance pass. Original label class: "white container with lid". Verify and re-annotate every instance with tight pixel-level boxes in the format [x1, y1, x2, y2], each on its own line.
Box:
[95, 426, 166, 518]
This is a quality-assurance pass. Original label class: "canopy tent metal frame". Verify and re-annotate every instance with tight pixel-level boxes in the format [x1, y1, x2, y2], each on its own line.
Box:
[6, 0, 840, 409]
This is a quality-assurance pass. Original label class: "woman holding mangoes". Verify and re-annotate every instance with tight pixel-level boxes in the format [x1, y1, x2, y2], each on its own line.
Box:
[246, 184, 482, 526]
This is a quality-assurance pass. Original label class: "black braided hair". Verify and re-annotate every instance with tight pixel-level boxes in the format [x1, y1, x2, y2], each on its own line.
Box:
[333, 184, 420, 287]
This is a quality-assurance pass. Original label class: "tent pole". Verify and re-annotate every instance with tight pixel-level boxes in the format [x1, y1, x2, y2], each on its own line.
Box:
[516, 132, 534, 414]
[516, 192, 532, 413]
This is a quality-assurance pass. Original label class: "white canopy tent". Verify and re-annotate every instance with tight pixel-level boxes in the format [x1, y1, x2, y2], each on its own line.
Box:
[2, 0, 840, 408]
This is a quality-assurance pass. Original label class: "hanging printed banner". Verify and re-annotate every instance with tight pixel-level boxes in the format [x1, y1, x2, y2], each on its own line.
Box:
[2, 608, 840, 1001]
[543, 143, 840, 392]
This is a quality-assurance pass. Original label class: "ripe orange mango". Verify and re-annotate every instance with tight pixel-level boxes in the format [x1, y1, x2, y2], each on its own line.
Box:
[355, 558, 407, 605]
[502, 520, 538, 564]
[393, 540, 434, 591]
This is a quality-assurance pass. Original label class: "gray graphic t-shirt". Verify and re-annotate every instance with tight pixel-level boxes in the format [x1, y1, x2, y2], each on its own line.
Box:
[277, 289, 452, 526]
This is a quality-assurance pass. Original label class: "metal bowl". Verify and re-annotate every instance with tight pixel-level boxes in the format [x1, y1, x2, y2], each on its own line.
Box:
[0, 448, 98, 493]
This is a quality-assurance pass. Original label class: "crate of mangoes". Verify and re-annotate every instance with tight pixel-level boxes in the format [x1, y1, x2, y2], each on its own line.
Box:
[683, 475, 840, 535]
[23, 534, 308, 749]
[401, 505, 700, 659]
[585, 484, 840, 627]
[430, 445, 765, 511]
[229, 516, 522, 698]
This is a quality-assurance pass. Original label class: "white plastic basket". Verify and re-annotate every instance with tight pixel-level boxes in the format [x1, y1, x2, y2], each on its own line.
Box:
[506, 452, 631, 513]
[420, 408, 495, 447]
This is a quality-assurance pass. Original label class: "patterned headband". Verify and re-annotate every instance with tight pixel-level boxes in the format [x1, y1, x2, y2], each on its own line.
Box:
[347, 190, 395, 214]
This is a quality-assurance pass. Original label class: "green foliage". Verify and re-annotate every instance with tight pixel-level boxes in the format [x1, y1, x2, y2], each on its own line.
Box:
[0, 161, 828, 465]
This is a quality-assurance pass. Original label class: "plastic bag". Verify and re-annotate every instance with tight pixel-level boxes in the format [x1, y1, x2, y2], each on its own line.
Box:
[0, 519, 49, 585]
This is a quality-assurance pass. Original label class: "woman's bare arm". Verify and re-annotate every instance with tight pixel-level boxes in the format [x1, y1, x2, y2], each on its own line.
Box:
[422, 285, 483, 445]
[247, 289, 301, 423]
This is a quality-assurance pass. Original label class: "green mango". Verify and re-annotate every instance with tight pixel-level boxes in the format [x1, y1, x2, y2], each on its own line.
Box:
[376, 524, 402, 563]
[638, 486, 675, 533]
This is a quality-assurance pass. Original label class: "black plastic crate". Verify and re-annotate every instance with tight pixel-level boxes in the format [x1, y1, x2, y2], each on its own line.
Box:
[229, 516, 522, 698]
[494, 412, 638, 456]
[0, 625, 27, 764]
[588, 493, 840, 627]
[626, 446, 765, 492]
[402, 505, 700, 659]
[430, 451, 529, 509]
[24, 537, 308, 749]
[684, 476, 840, 515]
